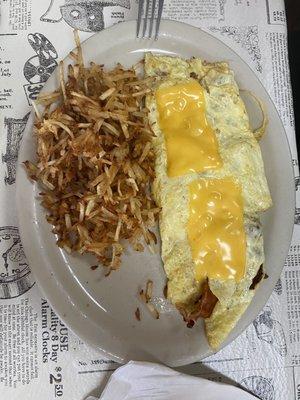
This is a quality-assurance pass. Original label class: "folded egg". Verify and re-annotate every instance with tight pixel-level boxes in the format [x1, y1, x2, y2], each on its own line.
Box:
[145, 54, 272, 349]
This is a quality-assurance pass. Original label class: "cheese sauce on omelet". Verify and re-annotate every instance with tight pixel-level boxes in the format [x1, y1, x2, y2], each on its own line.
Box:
[156, 81, 222, 177]
[188, 179, 246, 282]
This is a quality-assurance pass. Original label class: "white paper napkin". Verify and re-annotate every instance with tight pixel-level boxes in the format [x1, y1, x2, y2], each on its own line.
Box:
[86, 361, 257, 400]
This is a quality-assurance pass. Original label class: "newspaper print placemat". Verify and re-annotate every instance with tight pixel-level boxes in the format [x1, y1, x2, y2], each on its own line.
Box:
[0, 1, 298, 399]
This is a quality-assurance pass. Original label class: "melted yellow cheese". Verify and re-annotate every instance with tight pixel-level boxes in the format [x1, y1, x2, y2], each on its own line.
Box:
[188, 179, 246, 282]
[156, 81, 222, 177]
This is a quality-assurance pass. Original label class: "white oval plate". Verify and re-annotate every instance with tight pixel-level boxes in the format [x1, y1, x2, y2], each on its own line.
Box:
[16, 20, 295, 366]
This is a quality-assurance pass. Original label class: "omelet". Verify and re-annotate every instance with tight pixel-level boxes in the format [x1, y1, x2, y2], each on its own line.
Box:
[145, 54, 272, 349]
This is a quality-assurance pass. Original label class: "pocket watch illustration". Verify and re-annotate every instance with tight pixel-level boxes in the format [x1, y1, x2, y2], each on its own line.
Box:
[0, 226, 35, 299]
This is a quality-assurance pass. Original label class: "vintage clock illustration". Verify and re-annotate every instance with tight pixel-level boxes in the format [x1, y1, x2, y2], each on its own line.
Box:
[0, 226, 35, 299]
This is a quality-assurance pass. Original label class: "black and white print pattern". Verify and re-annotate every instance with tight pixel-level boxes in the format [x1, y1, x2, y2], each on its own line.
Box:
[40, 0, 131, 32]
[209, 25, 263, 73]
[23, 33, 58, 105]
[241, 376, 274, 400]
[252, 306, 287, 357]
[2, 113, 30, 185]
[0, 226, 34, 299]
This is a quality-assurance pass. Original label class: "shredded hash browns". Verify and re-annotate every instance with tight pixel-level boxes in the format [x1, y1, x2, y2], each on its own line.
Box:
[25, 32, 159, 270]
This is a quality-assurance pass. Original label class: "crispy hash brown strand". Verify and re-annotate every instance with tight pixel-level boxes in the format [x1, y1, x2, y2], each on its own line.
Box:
[25, 36, 159, 270]
[139, 279, 160, 319]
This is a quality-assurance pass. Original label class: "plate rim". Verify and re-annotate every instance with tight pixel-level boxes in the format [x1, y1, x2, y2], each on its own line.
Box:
[16, 19, 295, 366]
